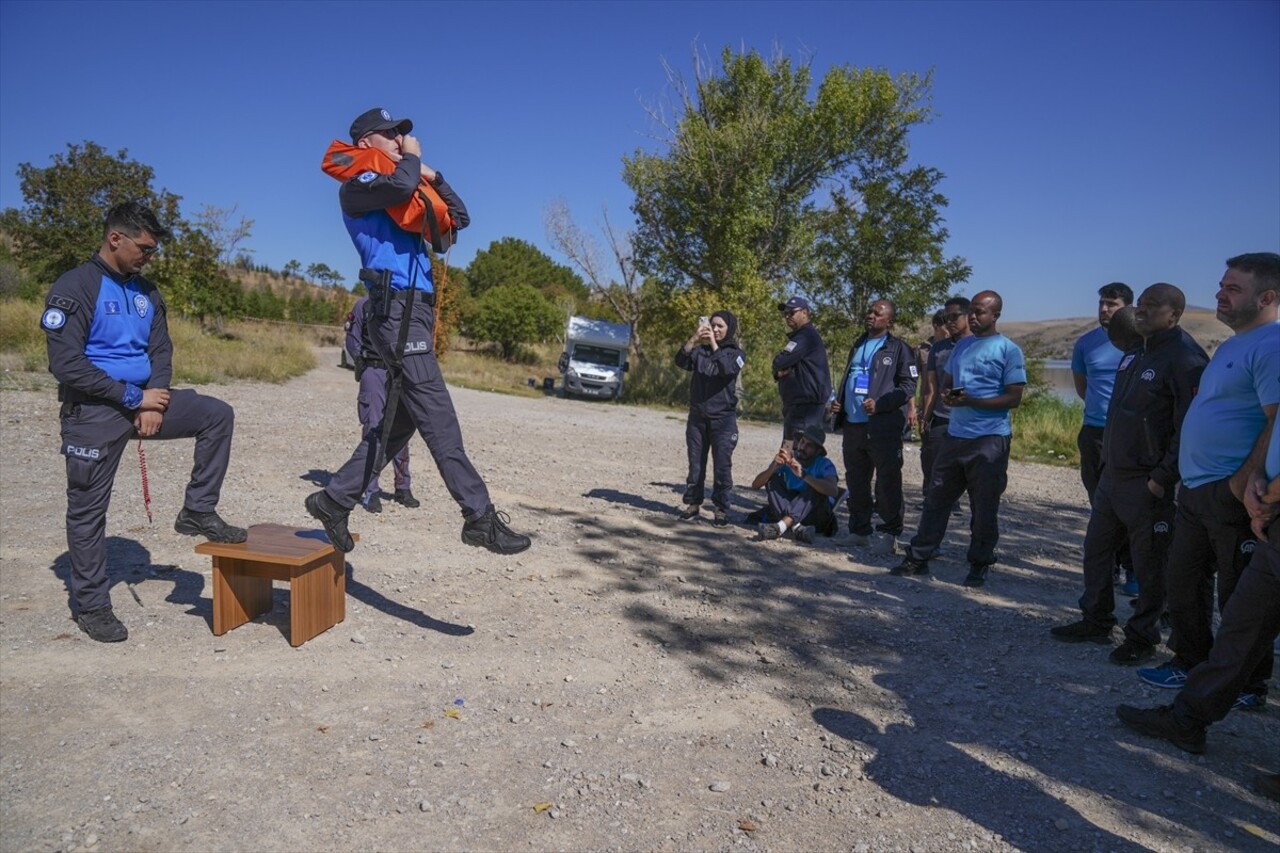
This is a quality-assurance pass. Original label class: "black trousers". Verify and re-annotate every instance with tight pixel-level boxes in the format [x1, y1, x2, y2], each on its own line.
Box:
[842, 420, 905, 535]
[683, 413, 738, 512]
[1077, 424, 1132, 571]
[920, 417, 949, 494]
[1077, 471, 1173, 646]
[906, 433, 1010, 566]
[61, 390, 235, 614]
[1165, 479, 1270, 694]
[781, 401, 825, 444]
[326, 300, 490, 519]
[1175, 516, 1280, 726]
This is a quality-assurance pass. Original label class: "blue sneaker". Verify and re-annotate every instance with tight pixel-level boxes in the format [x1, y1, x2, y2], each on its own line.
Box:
[1137, 662, 1188, 689]
[1119, 579, 1140, 597]
[1232, 692, 1267, 712]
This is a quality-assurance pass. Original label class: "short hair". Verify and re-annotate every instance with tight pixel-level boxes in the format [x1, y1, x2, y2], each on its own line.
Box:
[931, 310, 946, 327]
[1107, 305, 1140, 350]
[944, 296, 971, 313]
[103, 200, 171, 242]
[1098, 282, 1134, 304]
[1141, 282, 1186, 314]
[1226, 252, 1280, 296]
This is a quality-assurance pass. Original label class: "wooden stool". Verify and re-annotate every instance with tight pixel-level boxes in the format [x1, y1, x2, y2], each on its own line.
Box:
[196, 524, 355, 646]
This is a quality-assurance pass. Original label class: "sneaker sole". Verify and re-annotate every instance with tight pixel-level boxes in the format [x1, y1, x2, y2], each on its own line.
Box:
[76, 620, 127, 643]
[461, 534, 531, 555]
[1137, 674, 1187, 690]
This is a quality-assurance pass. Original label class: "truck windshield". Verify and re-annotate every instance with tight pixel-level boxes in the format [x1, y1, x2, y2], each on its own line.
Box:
[572, 344, 621, 367]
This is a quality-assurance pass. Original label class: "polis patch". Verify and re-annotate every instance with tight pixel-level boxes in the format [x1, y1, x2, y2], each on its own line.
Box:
[41, 308, 66, 330]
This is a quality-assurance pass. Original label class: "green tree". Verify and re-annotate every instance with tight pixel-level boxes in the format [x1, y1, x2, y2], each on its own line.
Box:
[283, 259, 302, 279]
[306, 262, 345, 288]
[193, 203, 254, 264]
[466, 237, 587, 302]
[0, 141, 182, 288]
[149, 228, 244, 326]
[464, 282, 561, 360]
[622, 46, 959, 364]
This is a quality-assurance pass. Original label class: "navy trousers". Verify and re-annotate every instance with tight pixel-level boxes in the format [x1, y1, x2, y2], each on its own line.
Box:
[683, 413, 738, 512]
[356, 365, 411, 499]
[906, 433, 1010, 566]
[842, 420, 905, 536]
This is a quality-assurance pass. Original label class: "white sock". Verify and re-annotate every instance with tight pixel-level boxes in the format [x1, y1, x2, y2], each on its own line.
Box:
[776, 521, 788, 535]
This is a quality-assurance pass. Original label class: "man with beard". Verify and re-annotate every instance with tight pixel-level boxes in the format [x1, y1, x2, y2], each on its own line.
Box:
[749, 425, 840, 544]
[1136, 253, 1279, 712]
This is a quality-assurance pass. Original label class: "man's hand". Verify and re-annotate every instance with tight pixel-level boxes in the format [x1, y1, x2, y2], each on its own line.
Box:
[1147, 479, 1166, 499]
[134, 411, 163, 437]
[828, 400, 843, 417]
[401, 134, 423, 158]
[140, 388, 170, 412]
[1244, 471, 1280, 541]
[905, 406, 917, 430]
[862, 397, 878, 415]
[946, 388, 969, 407]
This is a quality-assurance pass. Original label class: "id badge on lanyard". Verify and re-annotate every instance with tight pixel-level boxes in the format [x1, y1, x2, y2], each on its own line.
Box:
[853, 372, 870, 395]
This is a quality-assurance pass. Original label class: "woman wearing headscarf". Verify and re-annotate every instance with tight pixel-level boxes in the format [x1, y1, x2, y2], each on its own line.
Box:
[675, 310, 745, 526]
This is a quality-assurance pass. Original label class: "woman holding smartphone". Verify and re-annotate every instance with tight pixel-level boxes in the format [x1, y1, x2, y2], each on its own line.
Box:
[675, 311, 746, 526]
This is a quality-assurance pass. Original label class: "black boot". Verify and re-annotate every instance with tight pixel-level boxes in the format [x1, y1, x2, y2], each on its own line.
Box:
[462, 506, 531, 555]
[305, 491, 355, 553]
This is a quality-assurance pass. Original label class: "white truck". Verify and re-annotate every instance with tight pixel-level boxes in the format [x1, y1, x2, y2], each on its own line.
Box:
[557, 315, 632, 400]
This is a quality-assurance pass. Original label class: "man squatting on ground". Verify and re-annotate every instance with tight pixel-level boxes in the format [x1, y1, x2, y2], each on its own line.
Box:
[306, 107, 529, 556]
[42, 201, 248, 643]
[1135, 253, 1280, 708]
[918, 297, 971, 500]
[750, 424, 840, 544]
[346, 295, 419, 514]
[772, 296, 831, 450]
[1050, 284, 1208, 664]
[894, 290, 1026, 588]
[829, 298, 917, 546]
[1072, 282, 1136, 593]
[675, 311, 745, 527]
[1117, 413, 1280, 803]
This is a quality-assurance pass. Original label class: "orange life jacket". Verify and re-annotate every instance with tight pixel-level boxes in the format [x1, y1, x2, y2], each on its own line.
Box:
[321, 140, 456, 252]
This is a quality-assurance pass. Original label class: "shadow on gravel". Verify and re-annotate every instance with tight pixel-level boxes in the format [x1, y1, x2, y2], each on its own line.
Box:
[585, 488, 681, 516]
[299, 469, 333, 487]
[49, 536, 210, 625]
[345, 561, 475, 636]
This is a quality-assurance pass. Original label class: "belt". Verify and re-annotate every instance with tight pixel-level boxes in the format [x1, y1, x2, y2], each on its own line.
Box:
[931, 416, 950, 426]
[388, 289, 436, 306]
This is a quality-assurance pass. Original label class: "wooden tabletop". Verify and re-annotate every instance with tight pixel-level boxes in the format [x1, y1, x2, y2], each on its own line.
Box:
[193, 523, 358, 565]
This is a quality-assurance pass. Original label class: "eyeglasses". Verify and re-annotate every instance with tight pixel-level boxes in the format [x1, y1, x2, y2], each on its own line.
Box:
[367, 128, 401, 140]
[783, 309, 802, 318]
[943, 312, 965, 321]
[120, 233, 160, 257]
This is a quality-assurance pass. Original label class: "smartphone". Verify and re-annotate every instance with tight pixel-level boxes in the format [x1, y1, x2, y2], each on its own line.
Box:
[948, 387, 965, 398]
[698, 316, 710, 327]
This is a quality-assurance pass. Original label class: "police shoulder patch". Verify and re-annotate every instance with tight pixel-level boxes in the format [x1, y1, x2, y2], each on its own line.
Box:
[735, 355, 745, 369]
[783, 341, 798, 353]
[48, 294, 79, 313]
[909, 365, 919, 378]
[41, 308, 66, 330]
[357, 171, 378, 184]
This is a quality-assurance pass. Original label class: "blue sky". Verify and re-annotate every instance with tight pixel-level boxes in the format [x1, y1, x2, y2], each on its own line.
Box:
[1, 0, 1276, 320]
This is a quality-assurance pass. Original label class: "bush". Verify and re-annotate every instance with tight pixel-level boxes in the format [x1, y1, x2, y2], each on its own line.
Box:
[1011, 392, 1082, 467]
[464, 283, 561, 361]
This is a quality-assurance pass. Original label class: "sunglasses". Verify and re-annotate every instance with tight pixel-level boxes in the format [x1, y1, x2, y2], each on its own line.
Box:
[367, 127, 401, 140]
[783, 309, 802, 318]
[943, 312, 965, 321]
[120, 233, 160, 257]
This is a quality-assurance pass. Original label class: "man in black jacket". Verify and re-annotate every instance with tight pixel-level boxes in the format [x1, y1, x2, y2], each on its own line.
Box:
[42, 201, 247, 643]
[1050, 283, 1208, 663]
[830, 299, 917, 543]
[772, 297, 830, 450]
[675, 311, 745, 526]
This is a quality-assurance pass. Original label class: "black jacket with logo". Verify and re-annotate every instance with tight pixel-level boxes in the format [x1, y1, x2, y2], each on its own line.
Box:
[772, 323, 831, 410]
[676, 342, 745, 419]
[832, 331, 918, 433]
[1102, 325, 1208, 491]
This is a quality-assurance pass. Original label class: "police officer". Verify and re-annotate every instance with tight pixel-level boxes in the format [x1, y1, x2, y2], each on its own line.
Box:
[42, 201, 247, 643]
[1137, 253, 1279, 705]
[772, 296, 831, 449]
[918, 297, 971, 498]
[894, 291, 1027, 587]
[306, 107, 529, 555]
[1050, 284, 1208, 664]
[675, 310, 744, 527]
[345, 295, 418, 513]
[830, 299, 917, 545]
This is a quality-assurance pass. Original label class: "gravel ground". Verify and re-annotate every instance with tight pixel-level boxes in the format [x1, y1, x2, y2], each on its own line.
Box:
[1, 348, 1276, 853]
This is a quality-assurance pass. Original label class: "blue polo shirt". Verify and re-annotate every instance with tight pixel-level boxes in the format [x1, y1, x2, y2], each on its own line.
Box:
[1180, 321, 1280, 489]
[1265, 415, 1280, 481]
[1071, 325, 1123, 427]
[946, 334, 1027, 440]
[779, 454, 838, 504]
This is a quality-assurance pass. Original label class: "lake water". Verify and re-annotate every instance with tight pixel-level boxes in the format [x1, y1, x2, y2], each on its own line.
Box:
[1042, 359, 1078, 403]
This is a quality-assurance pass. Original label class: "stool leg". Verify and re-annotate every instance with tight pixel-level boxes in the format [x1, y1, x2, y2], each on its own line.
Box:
[289, 555, 344, 646]
[212, 557, 272, 635]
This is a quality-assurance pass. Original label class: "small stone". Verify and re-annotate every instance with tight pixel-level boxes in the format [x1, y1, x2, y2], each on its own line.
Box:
[710, 781, 731, 793]
[419, 800, 432, 812]
[350, 634, 366, 644]
[620, 772, 640, 784]
[763, 754, 778, 768]
[562, 739, 577, 748]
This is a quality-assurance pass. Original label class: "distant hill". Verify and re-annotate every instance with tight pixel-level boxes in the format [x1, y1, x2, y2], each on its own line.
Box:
[999, 308, 1228, 359]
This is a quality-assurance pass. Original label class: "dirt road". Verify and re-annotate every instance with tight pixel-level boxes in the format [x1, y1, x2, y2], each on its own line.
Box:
[1, 350, 1275, 852]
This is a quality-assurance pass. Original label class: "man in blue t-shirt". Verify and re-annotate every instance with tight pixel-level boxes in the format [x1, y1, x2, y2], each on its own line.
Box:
[1072, 282, 1135, 590]
[1117, 413, 1280, 804]
[1137, 253, 1280, 707]
[895, 291, 1027, 587]
[750, 424, 840, 544]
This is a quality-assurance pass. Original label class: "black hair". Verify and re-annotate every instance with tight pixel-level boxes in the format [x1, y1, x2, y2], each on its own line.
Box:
[1142, 282, 1186, 313]
[931, 310, 946, 326]
[944, 296, 971, 312]
[1107, 305, 1140, 350]
[103, 200, 171, 242]
[1098, 282, 1134, 304]
[1226, 252, 1280, 296]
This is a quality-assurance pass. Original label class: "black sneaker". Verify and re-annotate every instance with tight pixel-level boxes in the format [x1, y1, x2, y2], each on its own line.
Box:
[1109, 638, 1156, 664]
[793, 525, 815, 544]
[462, 505, 531, 555]
[678, 505, 701, 522]
[962, 564, 990, 588]
[363, 493, 383, 514]
[712, 509, 728, 528]
[890, 557, 930, 577]
[305, 490, 355, 553]
[756, 523, 781, 541]
[174, 508, 247, 544]
[392, 489, 420, 508]
[744, 508, 767, 525]
[1049, 620, 1114, 644]
[1115, 704, 1206, 754]
[75, 607, 127, 643]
